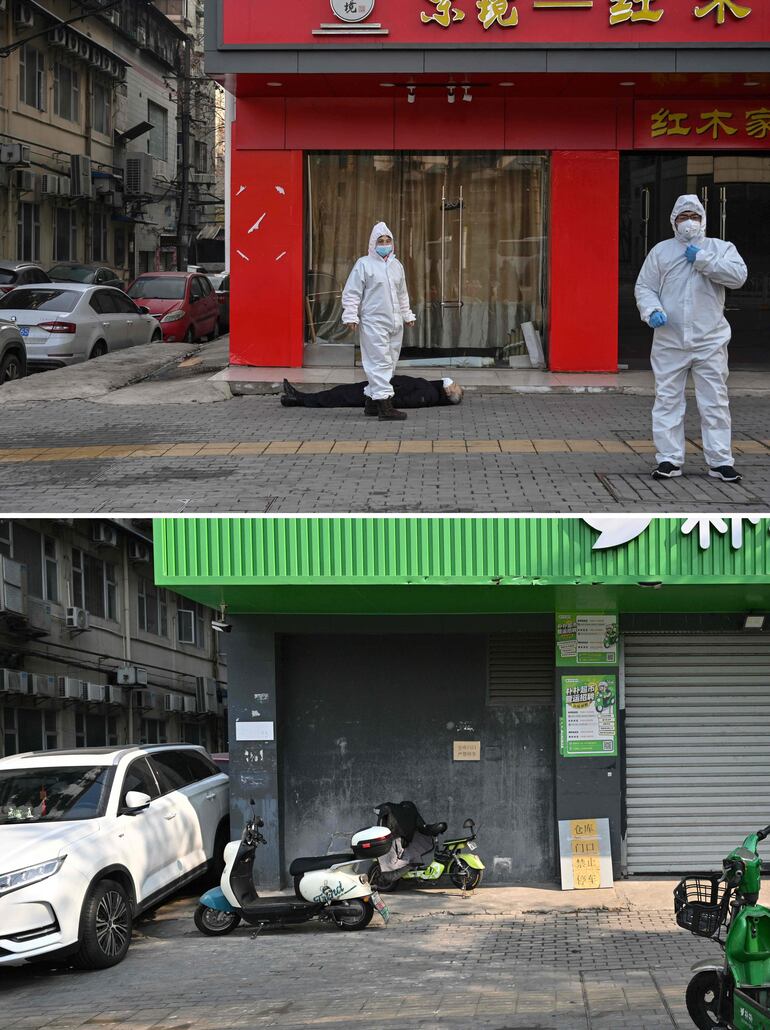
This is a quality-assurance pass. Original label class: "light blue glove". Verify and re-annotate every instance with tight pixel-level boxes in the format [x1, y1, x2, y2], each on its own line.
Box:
[685, 244, 700, 264]
[649, 310, 667, 329]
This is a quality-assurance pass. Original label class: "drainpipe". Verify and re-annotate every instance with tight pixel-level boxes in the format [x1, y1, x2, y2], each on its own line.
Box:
[122, 536, 133, 743]
[224, 91, 234, 273]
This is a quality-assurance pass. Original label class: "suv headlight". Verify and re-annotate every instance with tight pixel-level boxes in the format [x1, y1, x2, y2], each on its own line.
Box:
[0, 857, 66, 897]
[161, 310, 186, 323]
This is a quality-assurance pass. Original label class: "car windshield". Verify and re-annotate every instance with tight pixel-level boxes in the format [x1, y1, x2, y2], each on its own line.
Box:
[0, 766, 113, 823]
[0, 270, 17, 285]
[128, 277, 186, 301]
[0, 289, 79, 312]
[48, 265, 94, 282]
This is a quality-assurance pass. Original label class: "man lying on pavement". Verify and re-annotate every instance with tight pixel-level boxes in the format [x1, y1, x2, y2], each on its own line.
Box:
[280, 376, 464, 419]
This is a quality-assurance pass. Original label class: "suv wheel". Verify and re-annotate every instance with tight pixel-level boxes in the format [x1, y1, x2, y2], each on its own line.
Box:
[71, 879, 133, 970]
[0, 350, 24, 383]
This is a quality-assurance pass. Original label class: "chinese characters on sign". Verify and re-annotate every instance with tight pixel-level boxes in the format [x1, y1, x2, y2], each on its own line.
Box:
[638, 103, 770, 149]
[556, 612, 619, 667]
[558, 818, 614, 890]
[418, 0, 752, 27]
[561, 675, 618, 757]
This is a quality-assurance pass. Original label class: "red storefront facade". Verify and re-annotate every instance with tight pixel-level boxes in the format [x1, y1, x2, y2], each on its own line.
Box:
[207, 1, 770, 372]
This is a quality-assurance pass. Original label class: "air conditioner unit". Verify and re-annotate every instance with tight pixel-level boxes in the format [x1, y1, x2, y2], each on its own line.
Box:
[40, 174, 67, 197]
[94, 177, 113, 196]
[128, 540, 151, 563]
[92, 522, 117, 547]
[29, 674, 57, 698]
[164, 693, 184, 713]
[183, 694, 197, 714]
[78, 38, 91, 60]
[14, 170, 36, 192]
[0, 144, 30, 166]
[105, 684, 124, 705]
[0, 669, 28, 693]
[66, 606, 90, 631]
[14, 3, 33, 28]
[27, 598, 52, 636]
[86, 683, 105, 703]
[66, 31, 79, 53]
[124, 152, 154, 197]
[0, 557, 25, 616]
[58, 676, 84, 700]
[70, 155, 92, 198]
[136, 24, 148, 46]
[109, 59, 121, 79]
[116, 666, 148, 687]
[196, 676, 217, 714]
[135, 689, 157, 711]
[48, 26, 66, 46]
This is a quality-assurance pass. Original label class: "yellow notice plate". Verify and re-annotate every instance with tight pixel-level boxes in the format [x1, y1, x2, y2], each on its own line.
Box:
[571, 837, 601, 856]
[570, 819, 598, 838]
[572, 856, 602, 890]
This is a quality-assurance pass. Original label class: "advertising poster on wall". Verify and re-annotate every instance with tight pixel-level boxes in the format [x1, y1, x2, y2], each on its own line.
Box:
[560, 675, 618, 758]
[556, 612, 618, 666]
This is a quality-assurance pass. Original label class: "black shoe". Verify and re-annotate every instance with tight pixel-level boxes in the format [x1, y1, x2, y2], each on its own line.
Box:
[282, 378, 304, 404]
[364, 397, 378, 417]
[280, 395, 301, 407]
[651, 462, 682, 480]
[708, 465, 742, 483]
[377, 398, 407, 421]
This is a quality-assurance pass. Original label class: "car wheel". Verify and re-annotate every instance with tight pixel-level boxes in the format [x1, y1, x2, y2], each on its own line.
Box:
[71, 879, 133, 970]
[207, 319, 220, 342]
[0, 351, 24, 382]
[184, 327, 195, 343]
[89, 340, 108, 360]
[151, 330, 162, 343]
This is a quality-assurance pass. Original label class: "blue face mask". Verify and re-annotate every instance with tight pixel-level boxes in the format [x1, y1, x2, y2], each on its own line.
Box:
[375, 244, 393, 258]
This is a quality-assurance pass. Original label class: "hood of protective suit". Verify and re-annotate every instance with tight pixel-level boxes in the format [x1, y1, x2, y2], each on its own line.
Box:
[368, 221, 395, 258]
[670, 195, 706, 244]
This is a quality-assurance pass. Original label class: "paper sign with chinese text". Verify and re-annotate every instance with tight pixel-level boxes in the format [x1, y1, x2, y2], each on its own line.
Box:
[561, 675, 618, 757]
[453, 740, 481, 761]
[558, 817, 613, 890]
[635, 102, 770, 150]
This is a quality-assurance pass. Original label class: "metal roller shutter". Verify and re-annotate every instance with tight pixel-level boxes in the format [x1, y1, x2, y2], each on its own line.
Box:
[625, 634, 770, 874]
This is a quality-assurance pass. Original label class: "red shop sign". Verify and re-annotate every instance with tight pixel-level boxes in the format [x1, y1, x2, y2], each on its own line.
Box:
[635, 101, 770, 149]
[222, 0, 769, 46]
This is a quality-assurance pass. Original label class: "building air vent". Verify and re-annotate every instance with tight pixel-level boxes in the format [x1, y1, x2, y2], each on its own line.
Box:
[70, 155, 92, 198]
[487, 633, 554, 705]
[124, 152, 154, 196]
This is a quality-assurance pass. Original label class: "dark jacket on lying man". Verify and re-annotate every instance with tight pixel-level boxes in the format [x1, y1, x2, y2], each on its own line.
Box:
[281, 375, 464, 409]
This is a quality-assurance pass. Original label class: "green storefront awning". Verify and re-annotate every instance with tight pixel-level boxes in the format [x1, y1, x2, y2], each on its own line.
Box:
[152, 517, 770, 615]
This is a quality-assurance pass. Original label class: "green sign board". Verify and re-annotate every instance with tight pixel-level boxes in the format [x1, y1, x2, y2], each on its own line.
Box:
[556, 612, 618, 667]
[561, 675, 618, 758]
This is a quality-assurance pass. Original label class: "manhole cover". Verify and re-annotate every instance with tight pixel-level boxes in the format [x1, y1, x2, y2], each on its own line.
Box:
[597, 473, 763, 509]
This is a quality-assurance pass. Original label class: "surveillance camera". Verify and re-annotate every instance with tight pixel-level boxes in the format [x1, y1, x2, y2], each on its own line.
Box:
[211, 619, 232, 633]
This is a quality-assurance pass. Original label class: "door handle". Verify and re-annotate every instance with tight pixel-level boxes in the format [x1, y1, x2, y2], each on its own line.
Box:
[164, 811, 177, 820]
[102, 322, 109, 327]
[205, 792, 217, 800]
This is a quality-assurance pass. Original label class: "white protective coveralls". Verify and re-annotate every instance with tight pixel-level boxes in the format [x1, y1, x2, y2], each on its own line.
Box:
[635, 194, 747, 469]
[341, 221, 416, 401]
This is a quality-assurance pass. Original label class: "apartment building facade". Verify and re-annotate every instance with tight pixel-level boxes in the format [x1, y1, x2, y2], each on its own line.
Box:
[0, 518, 227, 759]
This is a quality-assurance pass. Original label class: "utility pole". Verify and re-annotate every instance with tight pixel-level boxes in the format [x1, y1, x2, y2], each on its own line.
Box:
[175, 35, 192, 270]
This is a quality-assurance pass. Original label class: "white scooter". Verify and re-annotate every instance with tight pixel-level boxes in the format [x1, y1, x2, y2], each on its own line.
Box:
[195, 801, 393, 935]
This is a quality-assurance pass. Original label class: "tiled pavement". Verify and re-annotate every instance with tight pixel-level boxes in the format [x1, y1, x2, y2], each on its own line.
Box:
[0, 892, 718, 1029]
[1, 393, 769, 512]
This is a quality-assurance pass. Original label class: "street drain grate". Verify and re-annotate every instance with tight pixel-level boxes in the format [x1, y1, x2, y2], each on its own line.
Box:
[597, 472, 763, 509]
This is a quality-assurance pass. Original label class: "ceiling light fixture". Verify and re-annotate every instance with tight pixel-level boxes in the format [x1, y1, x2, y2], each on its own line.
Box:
[498, 81, 514, 87]
[380, 82, 395, 88]
[619, 81, 636, 87]
[744, 81, 760, 87]
[462, 86, 472, 103]
[744, 614, 766, 630]
[266, 82, 283, 87]
[447, 86, 456, 104]
[407, 86, 416, 104]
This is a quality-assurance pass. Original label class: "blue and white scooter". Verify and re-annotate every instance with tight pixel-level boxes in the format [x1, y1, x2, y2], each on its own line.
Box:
[195, 802, 392, 935]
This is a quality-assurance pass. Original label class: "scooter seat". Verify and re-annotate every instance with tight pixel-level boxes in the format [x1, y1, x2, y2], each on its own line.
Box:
[289, 853, 354, 876]
[422, 821, 447, 836]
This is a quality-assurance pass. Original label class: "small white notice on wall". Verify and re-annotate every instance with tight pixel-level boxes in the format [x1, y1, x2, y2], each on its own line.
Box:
[235, 721, 274, 741]
[453, 741, 481, 761]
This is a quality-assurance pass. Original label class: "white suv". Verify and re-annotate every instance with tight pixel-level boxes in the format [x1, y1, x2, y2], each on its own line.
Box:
[0, 744, 229, 969]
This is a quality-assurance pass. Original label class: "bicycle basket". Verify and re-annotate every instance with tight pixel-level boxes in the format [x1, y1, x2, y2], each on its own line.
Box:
[674, 874, 732, 938]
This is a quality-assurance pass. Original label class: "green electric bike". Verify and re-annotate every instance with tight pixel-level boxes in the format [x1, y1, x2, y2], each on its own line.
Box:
[675, 823, 770, 1029]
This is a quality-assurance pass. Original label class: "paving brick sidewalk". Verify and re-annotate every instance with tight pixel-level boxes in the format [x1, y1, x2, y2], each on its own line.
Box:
[1, 393, 769, 512]
[0, 889, 716, 1029]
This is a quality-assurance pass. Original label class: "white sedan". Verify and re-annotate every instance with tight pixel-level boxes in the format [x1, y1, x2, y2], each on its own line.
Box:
[0, 745, 230, 969]
[0, 283, 162, 369]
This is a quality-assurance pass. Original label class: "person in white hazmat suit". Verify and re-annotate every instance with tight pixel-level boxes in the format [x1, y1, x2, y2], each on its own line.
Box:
[635, 194, 747, 483]
[341, 222, 416, 421]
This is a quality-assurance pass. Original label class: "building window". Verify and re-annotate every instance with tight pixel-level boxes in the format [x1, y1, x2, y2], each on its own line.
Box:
[19, 44, 45, 111]
[194, 141, 208, 174]
[75, 713, 118, 748]
[11, 523, 58, 602]
[92, 79, 111, 135]
[138, 579, 168, 637]
[147, 100, 168, 161]
[3, 709, 57, 757]
[53, 208, 77, 261]
[92, 209, 108, 262]
[53, 62, 80, 122]
[17, 202, 40, 262]
[177, 602, 205, 649]
[72, 548, 117, 621]
[0, 520, 10, 558]
[182, 723, 205, 747]
[140, 718, 167, 745]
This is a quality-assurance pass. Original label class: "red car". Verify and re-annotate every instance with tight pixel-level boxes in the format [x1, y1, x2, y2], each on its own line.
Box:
[126, 272, 220, 343]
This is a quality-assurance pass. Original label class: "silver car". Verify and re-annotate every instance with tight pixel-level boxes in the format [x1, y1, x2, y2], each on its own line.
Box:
[0, 283, 162, 369]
